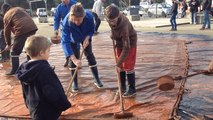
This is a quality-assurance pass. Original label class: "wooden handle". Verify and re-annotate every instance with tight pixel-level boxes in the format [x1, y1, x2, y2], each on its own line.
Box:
[66, 49, 84, 96]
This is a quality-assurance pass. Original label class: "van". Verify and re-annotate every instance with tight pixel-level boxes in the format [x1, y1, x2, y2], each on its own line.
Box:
[36, 8, 48, 23]
[140, 2, 150, 10]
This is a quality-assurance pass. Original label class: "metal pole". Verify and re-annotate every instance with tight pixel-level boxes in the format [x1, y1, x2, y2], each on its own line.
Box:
[44, 0, 48, 22]
[156, 4, 157, 18]
[45, 0, 48, 14]
[28, 0, 33, 17]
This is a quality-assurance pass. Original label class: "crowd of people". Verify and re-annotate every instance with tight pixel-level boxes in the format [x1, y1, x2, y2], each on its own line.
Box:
[170, 0, 212, 31]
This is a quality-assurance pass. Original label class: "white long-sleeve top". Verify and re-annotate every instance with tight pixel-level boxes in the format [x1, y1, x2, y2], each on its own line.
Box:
[92, 0, 103, 18]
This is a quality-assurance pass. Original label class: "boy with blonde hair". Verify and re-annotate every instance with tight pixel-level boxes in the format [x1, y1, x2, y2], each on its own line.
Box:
[16, 35, 71, 120]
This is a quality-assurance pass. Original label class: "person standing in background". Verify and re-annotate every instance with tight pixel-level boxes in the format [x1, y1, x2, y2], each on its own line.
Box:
[54, 0, 77, 67]
[189, 0, 200, 24]
[92, 0, 106, 34]
[170, 0, 178, 31]
[180, 0, 188, 18]
[200, 0, 212, 30]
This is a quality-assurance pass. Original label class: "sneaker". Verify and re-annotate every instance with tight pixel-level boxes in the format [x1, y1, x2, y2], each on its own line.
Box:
[169, 28, 177, 31]
[169, 28, 174, 31]
[200, 27, 205, 30]
[123, 89, 136, 98]
[206, 28, 211, 30]
[94, 81, 103, 88]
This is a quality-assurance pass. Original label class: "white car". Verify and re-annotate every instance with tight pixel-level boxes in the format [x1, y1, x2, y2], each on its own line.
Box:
[36, 8, 47, 17]
[147, 3, 172, 17]
[122, 6, 145, 17]
[140, 2, 150, 10]
[36, 8, 47, 23]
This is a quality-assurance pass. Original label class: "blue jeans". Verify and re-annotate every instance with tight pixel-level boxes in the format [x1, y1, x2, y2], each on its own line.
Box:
[170, 12, 177, 29]
[191, 11, 197, 24]
[202, 9, 211, 29]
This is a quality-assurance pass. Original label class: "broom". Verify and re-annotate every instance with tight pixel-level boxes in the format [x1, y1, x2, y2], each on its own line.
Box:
[112, 39, 133, 119]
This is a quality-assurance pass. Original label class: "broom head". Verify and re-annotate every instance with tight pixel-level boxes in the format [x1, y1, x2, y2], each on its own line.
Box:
[114, 111, 133, 119]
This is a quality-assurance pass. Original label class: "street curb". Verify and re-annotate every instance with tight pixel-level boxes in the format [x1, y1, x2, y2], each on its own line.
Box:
[155, 22, 190, 28]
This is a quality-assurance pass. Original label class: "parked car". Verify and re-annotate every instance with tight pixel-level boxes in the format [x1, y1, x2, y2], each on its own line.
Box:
[36, 8, 47, 17]
[147, 3, 172, 17]
[36, 8, 48, 23]
[140, 2, 150, 10]
[122, 6, 145, 17]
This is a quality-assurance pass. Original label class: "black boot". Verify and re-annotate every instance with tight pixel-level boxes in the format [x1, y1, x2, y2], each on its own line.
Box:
[123, 72, 136, 98]
[5, 56, 19, 76]
[90, 66, 103, 88]
[71, 69, 78, 92]
[120, 71, 126, 94]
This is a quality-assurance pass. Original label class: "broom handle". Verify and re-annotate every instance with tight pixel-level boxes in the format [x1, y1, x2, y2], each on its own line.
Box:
[187, 70, 209, 78]
[66, 48, 84, 96]
[112, 39, 125, 112]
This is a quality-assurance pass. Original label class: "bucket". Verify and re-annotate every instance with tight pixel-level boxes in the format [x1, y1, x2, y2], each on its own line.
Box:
[51, 35, 61, 44]
[157, 75, 174, 91]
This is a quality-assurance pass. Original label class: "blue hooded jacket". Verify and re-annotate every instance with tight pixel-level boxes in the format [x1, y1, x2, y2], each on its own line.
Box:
[61, 10, 95, 57]
[54, 0, 77, 31]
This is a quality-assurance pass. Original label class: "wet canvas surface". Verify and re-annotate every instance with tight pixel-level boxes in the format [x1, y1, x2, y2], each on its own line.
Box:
[0, 32, 212, 119]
